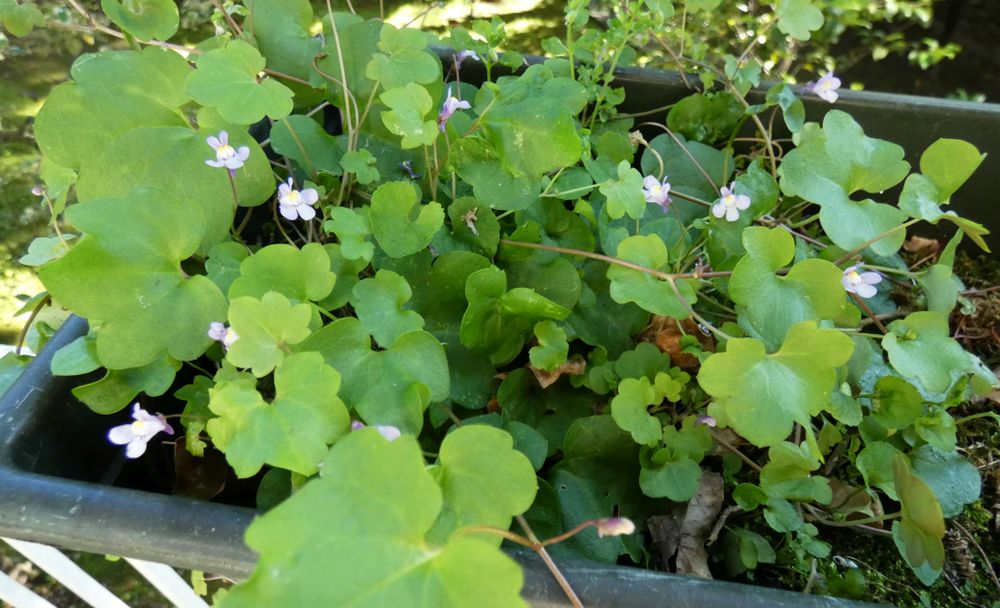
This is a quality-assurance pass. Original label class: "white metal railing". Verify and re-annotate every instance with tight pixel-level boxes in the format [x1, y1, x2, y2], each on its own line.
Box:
[1, 538, 208, 608]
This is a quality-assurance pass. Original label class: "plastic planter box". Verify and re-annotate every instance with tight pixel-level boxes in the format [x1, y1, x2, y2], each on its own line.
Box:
[4, 67, 996, 606]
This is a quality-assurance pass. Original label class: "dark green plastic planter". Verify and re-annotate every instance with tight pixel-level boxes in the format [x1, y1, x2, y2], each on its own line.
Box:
[4, 65, 997, 606]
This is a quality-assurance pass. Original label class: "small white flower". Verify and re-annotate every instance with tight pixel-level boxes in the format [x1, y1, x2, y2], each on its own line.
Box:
[809, 71, 841, 104]
[455, 50, 480, 63]
[595, 517, 636, 538]
[208, 321, 239, 349]
[205, 131, 250, 171]
[711, 181, 751, 222]
[277, 178, 319, 221]
[841, 265, 882, 298]
[107, 403, 174, 459]
[642, 175, 671, 209]
[31, 186, 45, 197]
[350, 420, 401, 441]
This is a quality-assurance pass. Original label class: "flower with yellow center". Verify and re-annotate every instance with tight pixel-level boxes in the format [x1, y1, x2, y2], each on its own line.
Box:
[107, 403, 174, 459]
[711, 181, 751, 222]
[277, 178, 319, 221]
[205, 131, 250, 171]
[841, 265, 882, 298]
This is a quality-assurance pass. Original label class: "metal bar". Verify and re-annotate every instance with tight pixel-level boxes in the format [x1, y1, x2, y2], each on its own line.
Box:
[125, 558, 208, 608]
[3, 538, 130, 608]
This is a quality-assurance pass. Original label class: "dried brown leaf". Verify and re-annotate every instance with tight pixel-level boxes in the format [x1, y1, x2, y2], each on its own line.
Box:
[528, 355, 587, 389]
[641, 317, 715, 372]
[675, 472, 724, 578]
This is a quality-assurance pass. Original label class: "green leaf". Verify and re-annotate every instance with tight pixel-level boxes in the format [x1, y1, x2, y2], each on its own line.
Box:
[775, 0, 823, 41]
[733, 483, 768, 510]
[323, 207, 374, 262]
[369, 181, 444, 257]
[350, 270, 425, 348]
[667, 92, 744, 145]
[460, 267, 571, 366]
[529, 320, 569, 372]
[428, 425, 537, 543]
[450, 137, 541, 211]
[0, 0, 43, 36]
[186, 40, 294, 125]
[892, 454, 945, 585]
[314, 14, 382, 104]
[270, 116, 345, 176]
[766, 84, 805, 133]
[759, 441, 831, 503]
[39, 190, 226, 369]
[74, 126, 274, 253]
[19, 236, 75, 267]
[72, 356, 181, 414]
[729, 227, 846, 350]
[228, 243, 336, 303]
[446, 197, 501, 257]
[298, 318, 449, 434]
[222, 431, 528, 607]
[206, 242, 249, 295]
[779, 111, 911, 256]
[917, 231, 963, 314]
[547, 416, 650, 563]
[899, 138, 984, 227]
[856, 441, 903, 500]
[380, 83, 438, 149]
[226, 292, 313, 377]
[910, 445, 981, 519]
[699, 321, 854, 447]
[247, 0, 322, 81]
[607, 235, 696, 319]
[35, 49, 191, 171]
[611, 376, 662, 445]
[639, 457, 701, 501]
[175, 375, 213, 457]
[207, 352, 349, 477]
[365, 24, 440, 90]
[871, 376, 923, 429]
[51, 335, 101, 376]
[600, 161, 646, 220]
[914, 408, 957, 452]
[920, 138, 985, 201]
[882, 311, 974, 394]
[481, 64, 586, 179]
[339, 149, 379, 184]
[101, 0, 178, 40]
[764, 497, 803, 532]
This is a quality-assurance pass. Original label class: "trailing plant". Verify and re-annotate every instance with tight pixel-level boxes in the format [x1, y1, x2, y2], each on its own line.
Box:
[4, 0, 999, 604]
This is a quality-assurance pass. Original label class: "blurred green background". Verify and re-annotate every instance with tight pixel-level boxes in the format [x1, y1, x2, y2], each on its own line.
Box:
[2, 0, 995, 343]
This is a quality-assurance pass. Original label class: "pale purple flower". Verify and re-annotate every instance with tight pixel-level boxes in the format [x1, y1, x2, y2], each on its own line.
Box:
[455, 50, 480, 63]
[696, 415, 717, 428]
[277, 178, 319, 221]
[809, 71, 841, 104]
[350, 420, 401, 441]
[205, 131, 250, 171]
[108, 403, 174, 459]
[400, 160, 422, 180]
[595, 517, 636, 538]
[711, 182, 751, 222]
[208, 321, 239, 349]
[841, 265, 882, 298]
[438, 86, 471, 132]
[642, 175, 671, 210]
[31, 185, 45, 197]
